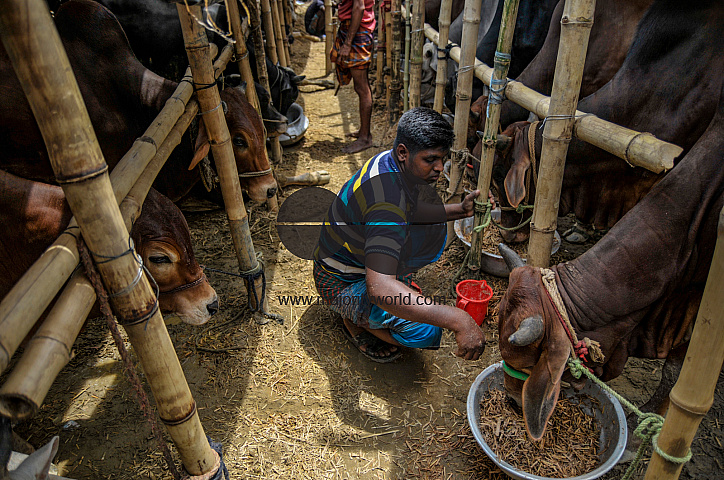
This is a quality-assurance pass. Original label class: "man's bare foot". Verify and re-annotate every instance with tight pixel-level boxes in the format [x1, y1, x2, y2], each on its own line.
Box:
[341, 136, 374, 154]
[345, 130, 360, 139]
[342, 318, 400, 362]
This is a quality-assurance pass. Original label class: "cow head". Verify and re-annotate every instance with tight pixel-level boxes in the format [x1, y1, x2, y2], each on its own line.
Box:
[220, 75, 289, 137]
[497, 245, 571, 441]
[132, 190, 219, 326]
[491, 121, 535, 243]
[267, 61, 305, 116]
[190, 87, 278, 203]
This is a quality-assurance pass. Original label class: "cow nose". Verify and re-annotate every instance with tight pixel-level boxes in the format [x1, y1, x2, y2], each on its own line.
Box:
[207, 299, 219, 316]
[267, 186, 278, 198]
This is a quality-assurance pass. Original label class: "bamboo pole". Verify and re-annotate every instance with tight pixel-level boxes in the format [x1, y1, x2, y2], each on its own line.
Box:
[528, 0, 595, 268]
[445, 0, 482, 246]
[177, 5, 267, 314]
[409, 0, 425, 108]
[227, 0, 260, 111]
[403, 3, 411, 110]
[385, 8, 393, 107]
[271, 0, 288, 67]
[422, 25, 682, 173]
[278, 0, 292, 64]
[388, 0, 403, 125]
[432, 0, 453, 112]
[375, 0, 386, 97]
[0, 1, 218, 475]
[0, 102, 200, 421]
[468, 0, 520, 271]
[325, 0, 334, 75]
[260, 0, 279, 65]
[644, 206, 724, 479]
[0, 48, 231, 376]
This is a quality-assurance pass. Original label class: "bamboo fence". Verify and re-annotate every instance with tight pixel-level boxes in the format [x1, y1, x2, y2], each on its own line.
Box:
[432, 0, 453, 113]
[403, 3, 411, 110]
[261, 0, 280, 65]
[644, 207, 724, 479]
[375, 0, 386, 97]
[271, 0, 288, 67]
[227, 0, 260, 111]
[325, 0, 334, 75]
[468, 0, 520, 271]
[277, 0, 292, 63]
[422, 25, 682, 173]
[408, 0, 425, 108]
[177, 4, 267, 314]
[1, 0, 218, 474]
[389, 0, 403, 124]
[385, 8, 393, 106]
[528, 0, 595, 268]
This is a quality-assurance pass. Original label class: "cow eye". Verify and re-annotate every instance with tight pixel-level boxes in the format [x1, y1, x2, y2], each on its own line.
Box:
[148, 255, 172, 264]
[233, 135, 247, 148]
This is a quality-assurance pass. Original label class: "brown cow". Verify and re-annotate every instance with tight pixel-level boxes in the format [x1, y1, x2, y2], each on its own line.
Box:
[0, 170, 218, 326]
[496, 75, 724, 442]
[0, 0, 276, 204]
[489, 0, 723, 243]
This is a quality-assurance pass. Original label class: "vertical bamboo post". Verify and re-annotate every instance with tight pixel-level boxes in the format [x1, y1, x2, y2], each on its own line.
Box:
[403, 3, 411, 110]
[433, 0, 453, 112]
[528, 0, 595, 268]
[177, 6, 267, 311]
[644, 207, 724, 479]
[385, 6, 393, 107]
[277, 0, 292, 63]
[325, 0, 334, 75]
[468, 0, 520, 270]
[228, 0, 260, 111]
[271, 0, 288, 67]
[260, 0, 279, 65]
[375, 0, 386, 97]
[446, 0, 482, 244]
[409, 0, 424, 108]
[0, 0, 218, 475]
[388, 0, 403, 125]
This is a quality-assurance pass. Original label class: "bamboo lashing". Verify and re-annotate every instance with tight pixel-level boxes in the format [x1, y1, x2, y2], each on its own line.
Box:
[260, 0, 279, 64]
[528, 0, 595, 268]
[227, 0, 260, 111]
[271, 0, 288, 67]
[423, 25, 682, 173]
[385, 7, 393, 106]
[468, 0, 520, 271]
[432, 0, 453, 112]
[643, 207, 724, 479]
[0, 0, 218, 475]
[0, 102, 201, 421]
[375, 0, 386, 97]
[325, 0, 334, 75]
[403, 2, 411, 110]
[177, 4, 268, 316]
[0, 47, 230, 376]
[445, 0, 482, 246]
[278, 0, 292, 64]
[408, 0, 425, 108]
[388, 0, 403, 125]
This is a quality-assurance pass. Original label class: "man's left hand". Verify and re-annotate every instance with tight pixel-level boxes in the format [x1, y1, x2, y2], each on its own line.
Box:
[339, 43, 352, 60]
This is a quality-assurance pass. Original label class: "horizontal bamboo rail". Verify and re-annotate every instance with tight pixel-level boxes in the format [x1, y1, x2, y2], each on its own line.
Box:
[423, 24, 682, 173]
[0, 48, 231, 375]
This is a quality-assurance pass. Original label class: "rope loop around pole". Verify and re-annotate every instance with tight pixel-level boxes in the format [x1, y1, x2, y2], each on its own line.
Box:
[489, 77, 507, 105]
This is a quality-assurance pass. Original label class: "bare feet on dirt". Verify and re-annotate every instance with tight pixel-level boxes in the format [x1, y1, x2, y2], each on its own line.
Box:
[345, 130, 360, 138]
[341, 136, 374, 153]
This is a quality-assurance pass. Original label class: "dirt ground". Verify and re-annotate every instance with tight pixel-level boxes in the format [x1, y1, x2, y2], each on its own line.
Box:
[8, 15, 724, 480]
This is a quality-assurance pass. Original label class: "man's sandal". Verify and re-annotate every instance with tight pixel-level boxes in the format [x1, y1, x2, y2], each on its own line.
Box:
[341, 323, 402, 364]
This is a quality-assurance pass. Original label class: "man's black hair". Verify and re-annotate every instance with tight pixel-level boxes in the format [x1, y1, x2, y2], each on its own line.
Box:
[393, 107, 454, 159]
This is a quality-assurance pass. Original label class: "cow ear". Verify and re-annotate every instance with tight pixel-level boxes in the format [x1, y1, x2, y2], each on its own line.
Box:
[503, 126, 531, 208]
[189, 120, 210, 171]
[521, 321, 570, 441]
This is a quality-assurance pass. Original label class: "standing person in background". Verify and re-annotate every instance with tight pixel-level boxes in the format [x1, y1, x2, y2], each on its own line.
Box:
[331, 0, 376, 153]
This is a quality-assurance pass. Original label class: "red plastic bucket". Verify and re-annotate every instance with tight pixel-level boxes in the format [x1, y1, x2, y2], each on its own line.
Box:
[455, 280, 494, 326]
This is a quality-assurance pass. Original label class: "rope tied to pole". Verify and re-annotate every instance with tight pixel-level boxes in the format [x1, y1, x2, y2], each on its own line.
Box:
[436, 43, 454, 60]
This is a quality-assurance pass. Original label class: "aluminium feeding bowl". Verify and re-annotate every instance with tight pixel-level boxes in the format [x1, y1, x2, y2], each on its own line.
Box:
[467, 362, 628, 480]
[279, 103, 309, 147]
[454, 215, 561, 277]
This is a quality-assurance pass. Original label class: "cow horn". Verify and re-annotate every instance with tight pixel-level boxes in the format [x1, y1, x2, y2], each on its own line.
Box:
[221, 101, 228, 115]
[508, 315, 544, 346]
[496, 134, 512, 151]
[498, 243, 525, 271]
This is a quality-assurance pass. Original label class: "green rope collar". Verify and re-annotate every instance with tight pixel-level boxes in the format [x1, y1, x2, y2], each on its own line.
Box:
[472, 200, 534, 233]
[502, 361, 530, 381]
